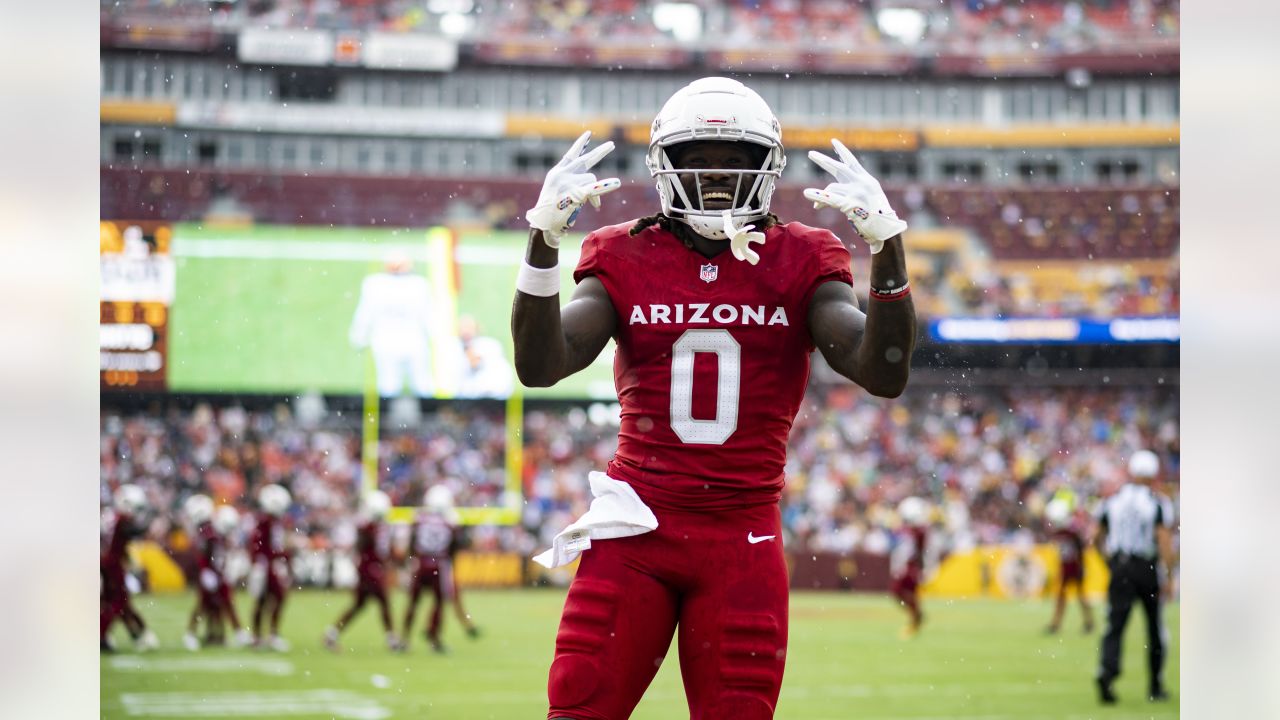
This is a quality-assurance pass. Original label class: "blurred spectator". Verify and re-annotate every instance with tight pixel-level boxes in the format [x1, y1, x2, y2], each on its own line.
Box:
[103, 382, 1178, 568]
[101, 0, 1178, 55]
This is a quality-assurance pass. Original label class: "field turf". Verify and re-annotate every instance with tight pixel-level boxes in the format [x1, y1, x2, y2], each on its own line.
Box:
[102, 589, 1178, 719]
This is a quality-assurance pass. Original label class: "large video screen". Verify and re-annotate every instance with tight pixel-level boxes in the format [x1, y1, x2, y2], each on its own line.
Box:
[101, 221, 616, 399]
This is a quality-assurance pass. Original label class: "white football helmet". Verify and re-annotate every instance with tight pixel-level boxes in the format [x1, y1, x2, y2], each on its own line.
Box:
[258, 484, 292, 517]
[898, 496, 928, 526]
[647, 77, 785, 240]
[1044, 498, 1072, 526]
[183, 494, 215, 525]
[114, 484, 148, 515]
[213, 505, 240, 535]
[362, 490, 392, 520]
[1128, 449, 1159, 478]
[425, 485, 454, 513]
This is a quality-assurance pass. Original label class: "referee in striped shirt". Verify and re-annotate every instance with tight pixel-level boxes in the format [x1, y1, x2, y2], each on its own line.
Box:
[1093, 449, 1177, 704]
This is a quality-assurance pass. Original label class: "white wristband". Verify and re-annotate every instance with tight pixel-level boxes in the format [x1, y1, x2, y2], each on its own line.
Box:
[516, 262, 560, 297]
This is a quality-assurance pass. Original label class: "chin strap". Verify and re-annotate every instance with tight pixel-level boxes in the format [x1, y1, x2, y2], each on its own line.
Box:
[722, 210, 766, 265]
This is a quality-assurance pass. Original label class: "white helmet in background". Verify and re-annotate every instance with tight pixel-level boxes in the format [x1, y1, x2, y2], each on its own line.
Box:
[213, 505, 240, 535]
[362, 490, 392, 520]
[114, 484, 148, 515]
[183, 494, 215, 525]
[898, 496, 928, 526]
[647, 77, 785, 240]
[258, 484, 292, 517]
[1128, 450, 1160, 479]
[1044, 498, 1072, 526]
[425, 485, 454, 513]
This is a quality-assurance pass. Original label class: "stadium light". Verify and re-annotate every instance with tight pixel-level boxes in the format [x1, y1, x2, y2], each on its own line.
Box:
[653, 2, 703, 43]
[876, 7, 927, 45]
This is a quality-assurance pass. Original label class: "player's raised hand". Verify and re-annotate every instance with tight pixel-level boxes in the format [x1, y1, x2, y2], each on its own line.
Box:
[804, 138, 908, 254]
[525, 131, 622, 248]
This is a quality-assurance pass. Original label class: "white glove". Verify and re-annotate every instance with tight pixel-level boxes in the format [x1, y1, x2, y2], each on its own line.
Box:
[525, 131, 622, 248]
[723, 210, 766, 265]
[804, 139, 908, 254]
[199, 568, 219, 593]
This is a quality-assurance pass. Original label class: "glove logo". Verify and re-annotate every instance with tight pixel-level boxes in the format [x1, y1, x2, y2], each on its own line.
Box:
[699, 263, 719, 283]
[556, 197, 574, 211]
[852, 207, 869, 220]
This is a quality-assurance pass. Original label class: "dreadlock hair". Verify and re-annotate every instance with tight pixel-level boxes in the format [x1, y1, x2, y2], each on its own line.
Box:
[629, 213, 781, 250]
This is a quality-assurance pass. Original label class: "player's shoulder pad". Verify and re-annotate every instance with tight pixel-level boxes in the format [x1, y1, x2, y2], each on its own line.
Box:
[582, 220, 643, 248]
[772, 220, 845, 249]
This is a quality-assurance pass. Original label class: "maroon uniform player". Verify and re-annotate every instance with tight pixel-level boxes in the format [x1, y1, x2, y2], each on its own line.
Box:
[1044, 498, 1095, 634]
[184, 499, 251, 650]
[891, 497, 929, 638]
[101, 484, 158, 652]
[249, 483, 292, 651]
[325, 491, 401, 651]
[402, 486, 479, 653]
[513, 77, 915, 718]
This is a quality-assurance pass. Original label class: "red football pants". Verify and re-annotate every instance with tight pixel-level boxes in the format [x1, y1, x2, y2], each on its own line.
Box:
[547, 502, 788, 720]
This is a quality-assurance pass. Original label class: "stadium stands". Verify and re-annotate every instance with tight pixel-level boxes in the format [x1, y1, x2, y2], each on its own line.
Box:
[101, 0, 1179, 75]
[101, 382, 1179, 570]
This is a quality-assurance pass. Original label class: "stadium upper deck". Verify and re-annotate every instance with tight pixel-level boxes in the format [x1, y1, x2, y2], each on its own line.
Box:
[101, 0, 1179, 77]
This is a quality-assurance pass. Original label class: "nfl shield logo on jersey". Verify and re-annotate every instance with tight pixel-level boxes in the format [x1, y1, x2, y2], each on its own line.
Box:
[699, 263, 718, 283]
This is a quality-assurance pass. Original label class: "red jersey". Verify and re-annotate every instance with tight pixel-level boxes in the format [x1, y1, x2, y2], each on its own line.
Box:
[410, 513, 458, 565]
[1052, 527, 1084, 565]
[103, 512, 142, 566]
[249, 513, 288, 563]
[194, 520, 228, 574]
[575, 221, 853, 511]
[902, 525, 927, 570]
[356, 520, 390, 569]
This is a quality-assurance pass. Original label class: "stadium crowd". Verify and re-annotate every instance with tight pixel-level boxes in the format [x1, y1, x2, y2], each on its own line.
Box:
[101, 382, 1179, 581]
[102, 0, 1178, 54]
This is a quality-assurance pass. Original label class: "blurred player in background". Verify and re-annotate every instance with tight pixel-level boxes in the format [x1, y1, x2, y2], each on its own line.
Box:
[402, 485, 479, 653]
[184, 498, 251, 650]
[100, 484, 159, 652]
[454, 314, 514, 398]
[1044, 497, 1095, 635]
[1094, 450, 1177, 704]
[324, 490, 401, 652]
[891, 496, 929, 639]
[249, 483, 293, 651]
[513, 77, 915, 718]
[349, 250, 438, 398]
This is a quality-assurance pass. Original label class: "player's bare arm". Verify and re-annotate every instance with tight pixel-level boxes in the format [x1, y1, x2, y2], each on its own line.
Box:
[808, 235, 915, 398]
[804, 139, 916, 397]
[512, 132, 620, 388]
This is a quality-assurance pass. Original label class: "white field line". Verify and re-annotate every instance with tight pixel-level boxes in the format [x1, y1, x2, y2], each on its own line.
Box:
[119, 689, 389, 719]
[173, 238, 580, 267]
[108, 655, 294, 676]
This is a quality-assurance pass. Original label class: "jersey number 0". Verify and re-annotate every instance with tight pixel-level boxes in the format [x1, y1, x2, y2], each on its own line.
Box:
[669, 329, 741, 445]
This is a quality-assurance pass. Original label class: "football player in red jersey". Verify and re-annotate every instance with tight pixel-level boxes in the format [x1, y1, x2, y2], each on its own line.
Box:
[249, 483, 292, 651]
[401, 486, 479, 653]
[1044, 498, 1095, 634]
[324, 490, 402, 652]
[513, 77, 916, 719]
[183, 498, 252, 650]
[891, 497, 930, 639]
[101, 484, 159, 652]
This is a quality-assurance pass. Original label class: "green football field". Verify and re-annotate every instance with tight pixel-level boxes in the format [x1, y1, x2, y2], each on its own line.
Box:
[102, 590, 1178, 719]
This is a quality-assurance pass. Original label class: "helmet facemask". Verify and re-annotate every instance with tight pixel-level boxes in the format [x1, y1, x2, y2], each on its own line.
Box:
[651, 140, 781, 240]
